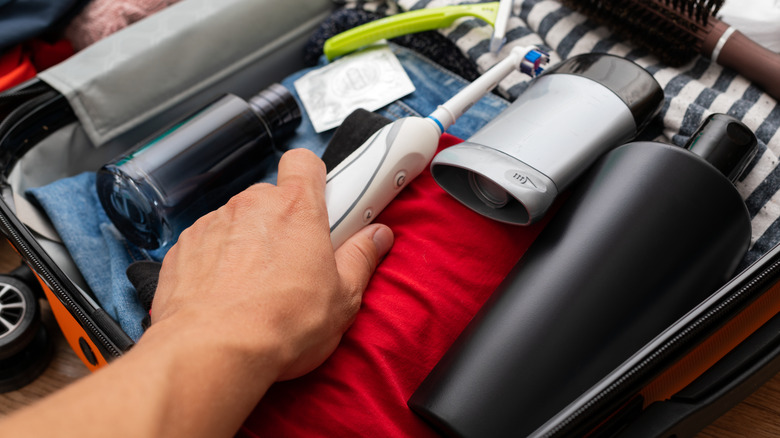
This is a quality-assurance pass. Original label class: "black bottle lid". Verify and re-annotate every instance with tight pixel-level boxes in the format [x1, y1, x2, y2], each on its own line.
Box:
[247, 83, 302, 150]
[685, 113, 758, 183]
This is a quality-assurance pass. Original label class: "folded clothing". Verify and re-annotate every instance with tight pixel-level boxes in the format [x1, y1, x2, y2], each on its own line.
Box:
[0, 0, 89, 54]
[64, 0, 183, 51]
[0, 39, 73, 92]
[0, 45, 36, 91]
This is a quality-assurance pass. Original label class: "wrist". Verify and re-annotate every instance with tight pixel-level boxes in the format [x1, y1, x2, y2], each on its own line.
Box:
[141, 310, 286, 382]
[128, 313, 283, 436]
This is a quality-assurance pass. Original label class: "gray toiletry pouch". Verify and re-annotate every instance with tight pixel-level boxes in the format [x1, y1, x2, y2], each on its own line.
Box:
[39, 0, 332, 149]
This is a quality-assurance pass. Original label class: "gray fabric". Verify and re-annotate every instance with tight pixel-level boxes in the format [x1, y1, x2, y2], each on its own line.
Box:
[38, 0, 333, 147]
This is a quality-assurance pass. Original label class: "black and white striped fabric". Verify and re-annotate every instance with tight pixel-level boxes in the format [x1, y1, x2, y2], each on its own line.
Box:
[344, 0, 780, 270]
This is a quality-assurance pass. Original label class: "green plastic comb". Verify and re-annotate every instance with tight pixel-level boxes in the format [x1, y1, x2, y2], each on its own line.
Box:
[323, 2, 500, 61]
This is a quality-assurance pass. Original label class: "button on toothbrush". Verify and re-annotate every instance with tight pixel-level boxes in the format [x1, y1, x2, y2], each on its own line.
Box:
[326, 45, 549, 249]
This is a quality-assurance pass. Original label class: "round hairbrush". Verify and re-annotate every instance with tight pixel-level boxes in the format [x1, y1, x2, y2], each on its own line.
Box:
[558, 0, 780, 101]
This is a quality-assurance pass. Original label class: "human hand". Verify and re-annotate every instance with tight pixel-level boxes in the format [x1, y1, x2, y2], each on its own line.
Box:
[149, 148, 394, 381]
[0, 149, 392, 438]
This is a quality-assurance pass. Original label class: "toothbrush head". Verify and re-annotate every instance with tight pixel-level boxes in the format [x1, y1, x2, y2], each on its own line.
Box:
[518, 47, 550, 77]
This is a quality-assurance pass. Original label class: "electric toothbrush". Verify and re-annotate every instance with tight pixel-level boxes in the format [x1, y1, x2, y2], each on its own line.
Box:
[326, 45, 549, 248]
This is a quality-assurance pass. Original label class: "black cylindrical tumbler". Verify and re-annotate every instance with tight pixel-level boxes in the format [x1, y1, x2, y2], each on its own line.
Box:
[96, 83, 301, 249]
[408, 114, 757, 437]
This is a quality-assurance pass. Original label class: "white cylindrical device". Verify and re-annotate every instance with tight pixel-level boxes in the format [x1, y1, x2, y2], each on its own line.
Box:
[430, 53, 664, 225]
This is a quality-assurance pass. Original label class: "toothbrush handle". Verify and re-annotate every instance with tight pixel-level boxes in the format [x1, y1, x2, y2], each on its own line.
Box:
[326, 117, 441, 249]
[429, 45, 547, 132]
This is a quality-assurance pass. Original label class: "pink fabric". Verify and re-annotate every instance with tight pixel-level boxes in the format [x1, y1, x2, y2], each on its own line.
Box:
[64, 0, 182, 51]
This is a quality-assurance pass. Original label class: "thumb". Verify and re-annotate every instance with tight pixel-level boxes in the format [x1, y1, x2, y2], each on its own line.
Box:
[334, 224, 394, 295]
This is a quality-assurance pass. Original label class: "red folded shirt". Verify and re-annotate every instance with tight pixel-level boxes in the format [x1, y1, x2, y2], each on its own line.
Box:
[239, 134, 549, 437]
[0, 39, 73, 92]
[0, 45, 37, 91]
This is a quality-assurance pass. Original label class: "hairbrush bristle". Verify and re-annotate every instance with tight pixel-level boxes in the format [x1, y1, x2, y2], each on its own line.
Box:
[558, 0, 725, 66]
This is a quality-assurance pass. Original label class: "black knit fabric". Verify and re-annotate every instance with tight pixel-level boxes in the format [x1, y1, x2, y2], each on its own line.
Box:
[321, 108, 392, 173]
[126, 260, 162, 331]
[303, 8, 480, 81]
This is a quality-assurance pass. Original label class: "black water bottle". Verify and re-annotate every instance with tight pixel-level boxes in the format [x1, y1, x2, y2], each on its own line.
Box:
[409, 114, 758, 437]
[96, 83, 301, 249]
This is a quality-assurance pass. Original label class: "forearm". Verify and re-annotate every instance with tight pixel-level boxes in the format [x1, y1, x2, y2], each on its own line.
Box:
[0, 316, 278, 438]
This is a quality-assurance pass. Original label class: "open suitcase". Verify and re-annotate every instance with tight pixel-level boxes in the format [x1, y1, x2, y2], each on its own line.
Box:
[1, 0, 780, 436]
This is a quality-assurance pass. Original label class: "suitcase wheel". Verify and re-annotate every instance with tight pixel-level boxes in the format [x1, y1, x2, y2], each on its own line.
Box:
[0, 273, 54, 392]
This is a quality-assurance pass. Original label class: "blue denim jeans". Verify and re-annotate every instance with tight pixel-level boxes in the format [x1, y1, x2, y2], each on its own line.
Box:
[27, 44, 509, 341]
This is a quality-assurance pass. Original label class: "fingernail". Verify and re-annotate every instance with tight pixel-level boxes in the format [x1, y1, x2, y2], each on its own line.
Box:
[371, 225, 394, 257]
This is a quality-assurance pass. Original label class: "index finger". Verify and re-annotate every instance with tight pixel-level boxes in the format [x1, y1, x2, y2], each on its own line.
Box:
[276, 148, 327, 195]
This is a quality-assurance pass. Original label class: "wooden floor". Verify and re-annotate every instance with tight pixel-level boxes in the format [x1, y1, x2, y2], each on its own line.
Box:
[1, 239, 780, 436]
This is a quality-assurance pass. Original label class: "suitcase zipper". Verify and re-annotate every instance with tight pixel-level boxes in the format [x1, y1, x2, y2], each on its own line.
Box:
[0, 207, 122, 359]
[539, 253, 780, 437]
